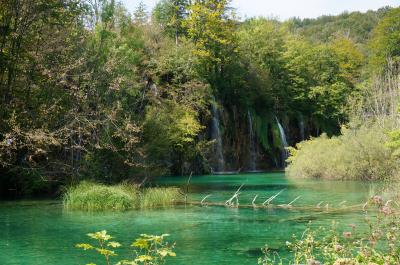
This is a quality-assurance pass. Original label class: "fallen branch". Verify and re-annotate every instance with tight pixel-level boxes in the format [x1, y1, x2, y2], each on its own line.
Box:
[201, 194, 212, 206]
[225, 184, 244, 207]
[263, 189, 285, 206]
[252, 195, 258, 207]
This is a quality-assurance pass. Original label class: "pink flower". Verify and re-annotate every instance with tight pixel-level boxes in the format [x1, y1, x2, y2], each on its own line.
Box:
[343, 231, 352, 239]
[334, 244, 343, 251]
[372, 195, 383, 205]
[380, 206, 392, 216]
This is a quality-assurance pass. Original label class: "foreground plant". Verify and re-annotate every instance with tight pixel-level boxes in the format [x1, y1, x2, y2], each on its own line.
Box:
[76, 230, 176, 265]
[259, 195, 400, 265]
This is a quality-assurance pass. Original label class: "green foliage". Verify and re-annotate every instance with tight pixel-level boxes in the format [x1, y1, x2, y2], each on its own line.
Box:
[259, 196, 400, 265]
[76, 230, 176, 265]
[386, 129, 400, 157]
[185, 0, 237, 84]
[143, 101, 205, 174]
[287, 122, 398, 180]
[133, 1, 148, 25]
[369, 7, 400, 71]
[252, 114, 271, 151]
[237, 18, 289, 111]
[63, 182, 182, 211]
[152, 0, 189, 41]
[330, 37, 365, 83]
[284, 8, 391, 44]
[1, 0, 400, 196]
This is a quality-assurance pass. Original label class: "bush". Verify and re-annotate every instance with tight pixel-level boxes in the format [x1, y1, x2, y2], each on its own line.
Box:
[286, 123, 398, 180]
[63, 182, 182, 211]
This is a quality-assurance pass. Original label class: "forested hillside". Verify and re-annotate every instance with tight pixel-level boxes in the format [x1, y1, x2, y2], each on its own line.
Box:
[0, 0, 399, 197]
[286, 7, 391, 43]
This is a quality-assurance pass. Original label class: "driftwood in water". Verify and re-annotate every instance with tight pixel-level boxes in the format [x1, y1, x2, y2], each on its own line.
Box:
[177, 184, 365, 215]
[176, 200, 365, 214]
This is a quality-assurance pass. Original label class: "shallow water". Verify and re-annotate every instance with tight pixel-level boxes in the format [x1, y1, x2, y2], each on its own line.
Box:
[0, 173, 379, 265]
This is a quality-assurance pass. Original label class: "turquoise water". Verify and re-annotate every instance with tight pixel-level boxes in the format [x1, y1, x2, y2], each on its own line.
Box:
[0, 173, 378, 265]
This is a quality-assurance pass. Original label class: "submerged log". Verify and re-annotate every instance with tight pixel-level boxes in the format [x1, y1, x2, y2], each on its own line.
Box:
[175, 200, 365, 214]
[177, 184, 366, 217]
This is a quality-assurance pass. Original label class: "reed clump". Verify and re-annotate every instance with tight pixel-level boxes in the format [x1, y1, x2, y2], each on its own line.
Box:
[63, 181, 182, 211]
[140, 187, 182, 208]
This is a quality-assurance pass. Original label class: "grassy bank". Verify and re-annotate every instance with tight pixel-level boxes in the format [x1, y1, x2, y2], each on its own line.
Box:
[63, 181, 182, 211]
[287, 123, 399, 180]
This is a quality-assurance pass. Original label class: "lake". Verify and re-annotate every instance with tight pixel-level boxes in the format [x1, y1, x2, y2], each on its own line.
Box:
[0, 172, 378, 265]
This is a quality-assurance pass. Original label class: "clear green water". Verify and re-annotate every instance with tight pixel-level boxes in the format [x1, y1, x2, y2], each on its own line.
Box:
[0, 173, 378, 265]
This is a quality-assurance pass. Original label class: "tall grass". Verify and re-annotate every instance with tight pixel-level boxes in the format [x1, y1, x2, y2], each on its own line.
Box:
[140, 187, 182, 208]
[63, 182, 182, 211]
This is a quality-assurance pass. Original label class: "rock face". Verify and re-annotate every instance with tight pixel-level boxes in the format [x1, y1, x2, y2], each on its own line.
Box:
[206, 99, 322, 172]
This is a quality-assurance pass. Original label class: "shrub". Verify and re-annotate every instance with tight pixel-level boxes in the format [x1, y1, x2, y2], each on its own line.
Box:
[286, 123, 398, 180]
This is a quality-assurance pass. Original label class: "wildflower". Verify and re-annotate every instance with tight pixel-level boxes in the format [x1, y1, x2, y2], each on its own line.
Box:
[380, 206, 392, 216]
[334, 244, 343, 251]
[333, 258, 358, 265]
[343, 231, 352, 239]
[307, 259, 321, 265]
[372, 195, 383, 205]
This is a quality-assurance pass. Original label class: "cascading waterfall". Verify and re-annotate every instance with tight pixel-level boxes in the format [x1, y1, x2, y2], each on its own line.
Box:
[299, 115, 305, 141]
[211, 97, 225, 172]
[247, 111, 257, 171]
[275, 117, 289, 168]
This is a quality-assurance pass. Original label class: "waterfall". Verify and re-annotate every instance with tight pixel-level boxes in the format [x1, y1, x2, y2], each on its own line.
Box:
[275, 117, 289, 168]
[299, 115, 305, 141]
[211, 97, 225, 172]
[247, 111, 257, 171]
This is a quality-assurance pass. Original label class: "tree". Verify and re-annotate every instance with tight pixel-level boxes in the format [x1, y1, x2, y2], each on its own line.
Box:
[237, 18, 289, 111]
[330, 37, 364, 83]
[369, 7, 400, 71]
[153, 0, 190, 44]
[133, 1, 148, 25]
[284, 38, 354, 134]
[184, 0, 237, 86]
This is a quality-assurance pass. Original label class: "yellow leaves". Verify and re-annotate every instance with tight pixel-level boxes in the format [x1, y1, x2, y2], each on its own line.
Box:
[96, 248, 117, 256]
[157, 248, 176, 257]
[140, 233, 170, 244]
[131, 238, 149, 249]
[77, 231, 176, 264]
[185, 0, 236, 64]
[116, 260, 137, 265]
[87, 230, 112, 241]
[75, 243, 94, 250]
[107, 241, 122, 248]
[135, 255, 153, 262]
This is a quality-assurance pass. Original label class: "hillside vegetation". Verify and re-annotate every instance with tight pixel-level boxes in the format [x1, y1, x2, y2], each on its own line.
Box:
[1, 0, 400, 196]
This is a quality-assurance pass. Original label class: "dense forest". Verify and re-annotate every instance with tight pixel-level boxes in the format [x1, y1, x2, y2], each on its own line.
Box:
[1, 0, 399, 197]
